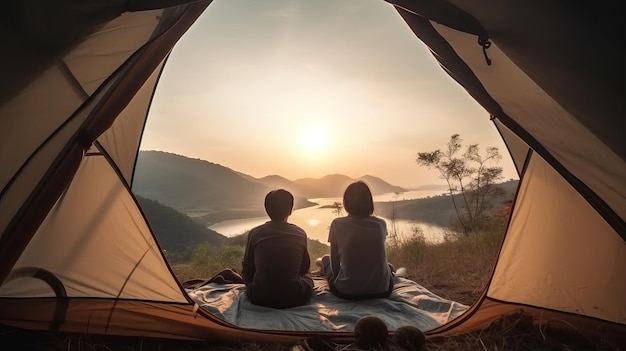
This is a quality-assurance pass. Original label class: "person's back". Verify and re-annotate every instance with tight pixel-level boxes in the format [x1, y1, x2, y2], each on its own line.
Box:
[330, 215, 392, 296]
[242, 189, 313, 308]
[320, 181, 394, 300]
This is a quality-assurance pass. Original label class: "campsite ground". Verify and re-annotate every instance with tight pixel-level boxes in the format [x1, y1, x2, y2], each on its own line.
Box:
[3, 312, 622, 351]
[173, 214, 508, 307]
[3, 213, 622, 350]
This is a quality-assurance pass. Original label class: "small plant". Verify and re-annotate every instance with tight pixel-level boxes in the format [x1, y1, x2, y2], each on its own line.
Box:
[331, 201, 343, 216]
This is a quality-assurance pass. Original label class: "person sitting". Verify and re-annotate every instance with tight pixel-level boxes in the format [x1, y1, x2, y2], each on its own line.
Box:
[241, 189, 314, 308]
[319, 181, 394, 300]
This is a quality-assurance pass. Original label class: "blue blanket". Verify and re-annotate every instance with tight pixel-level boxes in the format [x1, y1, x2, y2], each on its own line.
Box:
[187, 277, 468, 332]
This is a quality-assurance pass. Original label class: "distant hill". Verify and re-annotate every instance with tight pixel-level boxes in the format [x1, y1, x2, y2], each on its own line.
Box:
[375, 179, 519, 227]
[292, 174, 406, 198]
[293, 174, 355, 198]
[256, 175, 319, 198]
[133, 151, 316, 218]
[133, 151, 407, 224]
[133, 151, 269, 210]
[358, 175, 406, 195]
[411, 184, 450, 192]
[136, 196, 226, 262]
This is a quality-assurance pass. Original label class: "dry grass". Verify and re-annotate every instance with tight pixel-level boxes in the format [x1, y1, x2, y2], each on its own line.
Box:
[173, 217, 504, 306]
[172, 238, 330, 283]
[386, 218, 505, 305]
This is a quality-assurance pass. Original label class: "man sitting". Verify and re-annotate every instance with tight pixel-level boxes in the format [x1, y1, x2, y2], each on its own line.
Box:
[242, 189, 314, 308]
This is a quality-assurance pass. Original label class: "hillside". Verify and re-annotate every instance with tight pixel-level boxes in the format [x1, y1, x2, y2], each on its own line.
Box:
[256, 174, 319, 198]
[132, 151, 407, 224]
[133, 151, 316, 217]
[375, 180, 519, 227]
[137, 196, 226, 262]
[133, 151, 268, 210]
[292, 174, 406, 198]
[358, 175, 406, 194]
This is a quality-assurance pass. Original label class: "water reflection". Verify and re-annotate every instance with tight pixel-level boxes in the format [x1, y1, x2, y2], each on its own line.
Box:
[208, 190, 447, 243]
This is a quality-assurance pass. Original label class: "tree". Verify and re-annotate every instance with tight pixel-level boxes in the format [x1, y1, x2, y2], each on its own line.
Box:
[332, 201, 343, 216]
[416, 134, 503, 235]
[388, 192, 401, 248]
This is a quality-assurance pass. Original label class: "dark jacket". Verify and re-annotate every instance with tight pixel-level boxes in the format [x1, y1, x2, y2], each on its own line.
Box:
[242, 221, 313, 308]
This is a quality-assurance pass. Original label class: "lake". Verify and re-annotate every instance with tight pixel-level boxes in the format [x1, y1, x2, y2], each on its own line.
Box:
[209, 189, 449, 244]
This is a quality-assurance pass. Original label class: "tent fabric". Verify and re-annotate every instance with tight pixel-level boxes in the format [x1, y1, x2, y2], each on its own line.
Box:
[0, 298, 299, 343]
[490, 153, 626, 324]
[1, 0, 625, 346]
[1, 155, 185, 302]
[493, 119, 529, 175]
[0, 0, 211, 283]
[97, 58, 167, 185]
[397, 7, 626, 237]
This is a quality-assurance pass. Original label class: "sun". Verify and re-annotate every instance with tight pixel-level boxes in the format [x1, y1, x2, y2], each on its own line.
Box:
[300, 124, 329, 155]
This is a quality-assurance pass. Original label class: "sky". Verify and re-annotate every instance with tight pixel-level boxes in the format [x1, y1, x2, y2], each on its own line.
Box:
[140, 0, 518, 189]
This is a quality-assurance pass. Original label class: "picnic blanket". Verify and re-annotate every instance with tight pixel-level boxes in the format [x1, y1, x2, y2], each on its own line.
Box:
[186, 277, 469, 332]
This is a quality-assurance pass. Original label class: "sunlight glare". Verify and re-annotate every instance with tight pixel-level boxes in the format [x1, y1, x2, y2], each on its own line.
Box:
[307, 218, 320, 227]
[301, 124, 329, 154]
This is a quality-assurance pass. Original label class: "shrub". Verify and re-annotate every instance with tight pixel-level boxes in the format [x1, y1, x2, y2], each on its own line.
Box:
[191, 244, 245, 277]
[386, 216, 506, 305]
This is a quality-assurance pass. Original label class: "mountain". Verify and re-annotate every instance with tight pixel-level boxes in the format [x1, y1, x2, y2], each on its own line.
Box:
[291, 174, 407, 198]
[256, 175, 319, 198]
[357, 175, 406, 195]
[133, 150, 269, 210]
[136, 196, 226, 262]
[133, 150, 407, 223]
[411, 184, 450, 192]
[292, 174, 354, 198]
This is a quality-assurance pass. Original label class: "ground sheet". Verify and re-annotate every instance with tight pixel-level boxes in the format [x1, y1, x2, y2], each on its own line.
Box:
[187, 277, 468, 332]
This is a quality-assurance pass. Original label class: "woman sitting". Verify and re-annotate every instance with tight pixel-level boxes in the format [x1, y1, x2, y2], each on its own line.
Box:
[319, 181, 394, 300]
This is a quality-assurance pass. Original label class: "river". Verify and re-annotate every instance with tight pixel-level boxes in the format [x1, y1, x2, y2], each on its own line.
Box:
[208, 189, 449, 244]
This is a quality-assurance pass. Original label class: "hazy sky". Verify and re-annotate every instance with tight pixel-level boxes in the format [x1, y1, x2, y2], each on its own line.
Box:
[140, 0, 518, 188]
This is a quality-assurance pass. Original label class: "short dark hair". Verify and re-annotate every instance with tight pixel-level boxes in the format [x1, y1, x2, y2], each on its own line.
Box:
[264, 189, 294, 221]
[343, 181, 374, 217]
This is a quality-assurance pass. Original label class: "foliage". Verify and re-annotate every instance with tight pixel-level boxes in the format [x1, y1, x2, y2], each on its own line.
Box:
[331, 201, 343, 216]
[175, 210, 507, 305]
[190, 244, 245, 277]
[176, 233, 330, 281]
[137, 195, 226, 262]
[308, 238, 330, 262]
[386, 213, 506, 305]
[386, 192, 403, 247]
[416, 134, 504, 234]
[374, 180, 517, 229]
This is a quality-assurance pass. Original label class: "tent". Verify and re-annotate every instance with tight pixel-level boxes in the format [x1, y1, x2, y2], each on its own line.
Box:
[1, 0, 625, 346]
